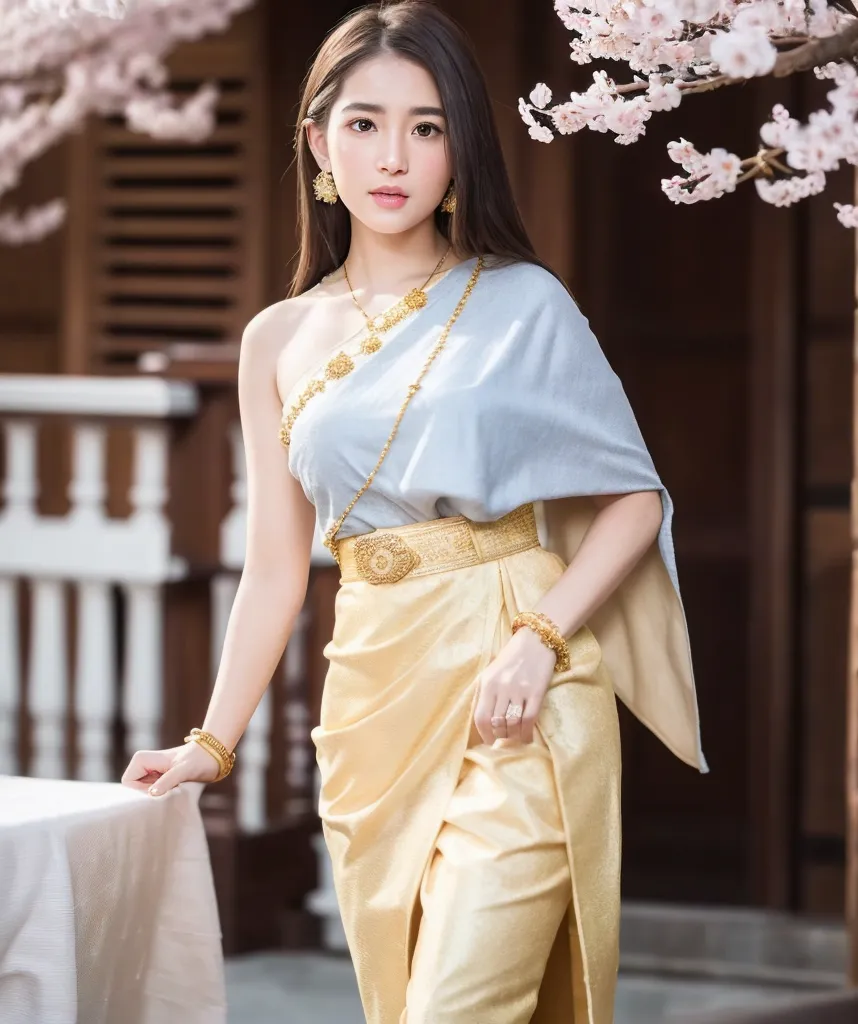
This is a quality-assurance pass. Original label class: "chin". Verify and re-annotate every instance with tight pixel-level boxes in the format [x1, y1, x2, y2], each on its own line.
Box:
[360, 206, 436, 235]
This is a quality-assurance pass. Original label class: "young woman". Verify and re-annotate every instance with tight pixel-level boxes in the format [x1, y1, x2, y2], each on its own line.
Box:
[122, 2, 706, 1021]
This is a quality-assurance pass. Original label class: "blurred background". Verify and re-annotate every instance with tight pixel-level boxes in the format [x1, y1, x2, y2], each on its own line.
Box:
[1, 1, 856, 1020]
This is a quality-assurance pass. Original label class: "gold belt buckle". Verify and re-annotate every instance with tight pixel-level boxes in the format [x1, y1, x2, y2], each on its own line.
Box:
[353, 532, 421, 584]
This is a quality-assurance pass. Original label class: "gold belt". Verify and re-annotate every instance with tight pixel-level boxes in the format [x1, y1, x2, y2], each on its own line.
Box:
[336, 502, 541, 585]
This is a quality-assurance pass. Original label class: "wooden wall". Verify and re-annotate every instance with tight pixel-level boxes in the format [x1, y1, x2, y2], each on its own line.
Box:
[1, 0, 854, 918]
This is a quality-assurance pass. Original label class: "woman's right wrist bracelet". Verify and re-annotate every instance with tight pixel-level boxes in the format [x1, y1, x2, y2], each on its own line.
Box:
[184, 727, 236, 783]
[511, 611, 571, 672]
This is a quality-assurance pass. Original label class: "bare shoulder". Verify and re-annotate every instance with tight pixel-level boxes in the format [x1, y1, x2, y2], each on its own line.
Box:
[241, 292, 314, 363]
[240, 285, 337, 404]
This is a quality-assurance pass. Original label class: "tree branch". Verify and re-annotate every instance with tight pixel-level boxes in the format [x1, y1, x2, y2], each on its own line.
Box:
[609, 18, 858, 100]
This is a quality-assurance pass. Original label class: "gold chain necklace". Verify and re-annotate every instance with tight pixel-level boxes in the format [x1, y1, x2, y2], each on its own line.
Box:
[323, 255, 485, 568]
[279, 247, 452, 449]
[343, 245, 450, 353]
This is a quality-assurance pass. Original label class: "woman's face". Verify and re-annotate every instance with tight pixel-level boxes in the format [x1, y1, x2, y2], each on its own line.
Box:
[307, 53, 452, 235]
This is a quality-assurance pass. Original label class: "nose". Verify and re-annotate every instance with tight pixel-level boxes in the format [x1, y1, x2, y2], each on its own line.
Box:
[377, 131, 408, 176]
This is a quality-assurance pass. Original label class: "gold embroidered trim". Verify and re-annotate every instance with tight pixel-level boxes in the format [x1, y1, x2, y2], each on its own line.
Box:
[337, 502, 539, 585]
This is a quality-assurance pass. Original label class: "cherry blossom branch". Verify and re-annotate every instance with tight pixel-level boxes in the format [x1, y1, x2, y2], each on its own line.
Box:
[611, 19, 858, 98]
[522, 1, 858, 226]
[0, 0, 252, 244]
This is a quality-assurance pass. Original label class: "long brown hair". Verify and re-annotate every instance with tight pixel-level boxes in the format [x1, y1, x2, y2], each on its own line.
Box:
[288, 0, 564, 297]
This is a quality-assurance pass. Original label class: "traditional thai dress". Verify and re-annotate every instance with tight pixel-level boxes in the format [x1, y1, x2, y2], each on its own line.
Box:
[282, 254, 706, 1024]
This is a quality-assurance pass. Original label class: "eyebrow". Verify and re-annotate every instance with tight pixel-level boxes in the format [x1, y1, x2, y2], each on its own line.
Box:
[340, 102, 446, 118]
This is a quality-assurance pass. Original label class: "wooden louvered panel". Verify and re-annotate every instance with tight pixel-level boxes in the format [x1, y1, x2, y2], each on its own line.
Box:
[97, 306, 235, 329]
[103, 156, 245, 176]
[100, 276, 238, 298]
[100, 218, 240, 239]
[63, 6, 269, 374]
[94, 337, 227, 355]
[103, 190, 247, 209]
[100, 126, 248, 146]
[104, 247, 240, 267]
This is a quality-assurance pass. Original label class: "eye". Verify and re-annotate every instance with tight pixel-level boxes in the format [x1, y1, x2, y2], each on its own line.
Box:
[414, 122, 443, 138]
[349, 118, 376, 133]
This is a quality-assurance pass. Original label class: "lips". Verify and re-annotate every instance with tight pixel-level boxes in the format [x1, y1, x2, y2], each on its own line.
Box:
[370, 188, 408, 197]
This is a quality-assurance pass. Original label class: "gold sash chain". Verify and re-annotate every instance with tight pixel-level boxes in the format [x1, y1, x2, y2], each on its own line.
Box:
[279, 249, 451, 449]
[323, 255, 486, 569]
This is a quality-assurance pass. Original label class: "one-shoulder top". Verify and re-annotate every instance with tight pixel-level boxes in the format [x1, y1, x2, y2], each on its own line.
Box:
[281, 254, 707, 772]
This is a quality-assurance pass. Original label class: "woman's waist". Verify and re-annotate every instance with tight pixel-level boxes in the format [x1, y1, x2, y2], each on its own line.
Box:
[335, 501, 540, 586]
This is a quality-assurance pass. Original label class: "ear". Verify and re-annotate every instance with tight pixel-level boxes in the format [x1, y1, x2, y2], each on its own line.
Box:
[304, 118, 331, 172]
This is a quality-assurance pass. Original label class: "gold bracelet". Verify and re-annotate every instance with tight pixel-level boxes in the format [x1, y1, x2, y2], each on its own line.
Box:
[511, 611, 571, 672]
[183, 727, 236, 783]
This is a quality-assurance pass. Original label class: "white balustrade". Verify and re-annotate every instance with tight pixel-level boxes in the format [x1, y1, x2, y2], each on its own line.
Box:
[28, 579, 68, 778]
[0, 578, 20, 775]
[122, 583, 164, 757]
[0, 375, 197, 778]
[283, 608, 311, 817]
[74, 580, 116, 781]
[237, 685, 272, 833]
[211, 570, 274, 834]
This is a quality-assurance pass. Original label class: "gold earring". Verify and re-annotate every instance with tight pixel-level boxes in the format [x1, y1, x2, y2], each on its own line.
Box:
[440, 181, 457, 214]
[313, 169, 338, 204]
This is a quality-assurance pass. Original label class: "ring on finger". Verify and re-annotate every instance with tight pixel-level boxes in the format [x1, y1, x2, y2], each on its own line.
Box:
[505, 703, 524, 722]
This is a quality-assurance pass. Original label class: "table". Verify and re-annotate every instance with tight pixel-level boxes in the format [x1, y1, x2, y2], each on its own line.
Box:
[0, 777, 227, 1024]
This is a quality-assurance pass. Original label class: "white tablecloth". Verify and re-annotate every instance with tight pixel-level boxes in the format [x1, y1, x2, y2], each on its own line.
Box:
[0, 777, 227, 1024]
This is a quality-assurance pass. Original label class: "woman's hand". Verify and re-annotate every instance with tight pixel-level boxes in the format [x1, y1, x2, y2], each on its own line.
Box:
[120, 740, 220, 796]
[473, 626, 559, 745]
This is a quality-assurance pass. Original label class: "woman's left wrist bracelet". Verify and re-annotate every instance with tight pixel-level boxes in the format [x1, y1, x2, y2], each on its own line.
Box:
[184, 727, 236, 783]
[511, 611, 571, 672]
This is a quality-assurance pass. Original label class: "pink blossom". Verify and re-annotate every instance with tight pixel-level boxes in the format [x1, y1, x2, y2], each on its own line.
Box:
[518, 97, 539, 129]
[603, 96, 652, 143]
[28, 0, 134, 16]
[647, 78, 682, 112]
[759, 103, 800, 148]
[667, 138, 704, 173]
[529, 83, 553, 109]
[834, 202, 858, 228]
[529, 0, 858, 224]
[673, 0, 723, 24]
[755, 170, 826, 206]
[125, 83, 217, 141]
[709, 26, 778, 77]
[706, 147, 742, 188]
[808, 4, 845, 38]
[733, 1, 783, 34]
[551, 103, 586, 134]
[0, 197, 66, 244]
[528, 124, 555, 144]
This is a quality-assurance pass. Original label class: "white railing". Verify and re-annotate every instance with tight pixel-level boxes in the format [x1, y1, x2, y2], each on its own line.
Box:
[0, 373, 341, 945]
[0, 376, 197, 783]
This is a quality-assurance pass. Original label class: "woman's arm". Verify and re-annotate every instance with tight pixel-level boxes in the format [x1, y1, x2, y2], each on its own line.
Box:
[473, 490, 664, 746]
[532, 491, 664, 639]
[122, 303, 318, 792]
[199, 304, 317, 751]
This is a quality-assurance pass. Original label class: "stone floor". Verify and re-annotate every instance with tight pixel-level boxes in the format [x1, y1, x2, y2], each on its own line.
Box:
[225, 952, 815, 1023]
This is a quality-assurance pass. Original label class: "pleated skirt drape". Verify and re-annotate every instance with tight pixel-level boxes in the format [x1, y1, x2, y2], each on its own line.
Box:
[311, 523, 622, 1024]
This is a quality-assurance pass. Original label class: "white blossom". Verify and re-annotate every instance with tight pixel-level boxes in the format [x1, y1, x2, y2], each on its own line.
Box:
[834, 202, 858, 228]
[529, 83, 553, 109]
[709, 26, 778, 78]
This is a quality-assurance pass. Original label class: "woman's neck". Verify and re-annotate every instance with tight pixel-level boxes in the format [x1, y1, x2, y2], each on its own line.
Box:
[343, 223, 457, 295]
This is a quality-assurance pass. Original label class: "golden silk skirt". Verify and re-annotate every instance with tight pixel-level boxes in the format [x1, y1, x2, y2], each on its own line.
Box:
[310, 502, 621, 1024]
